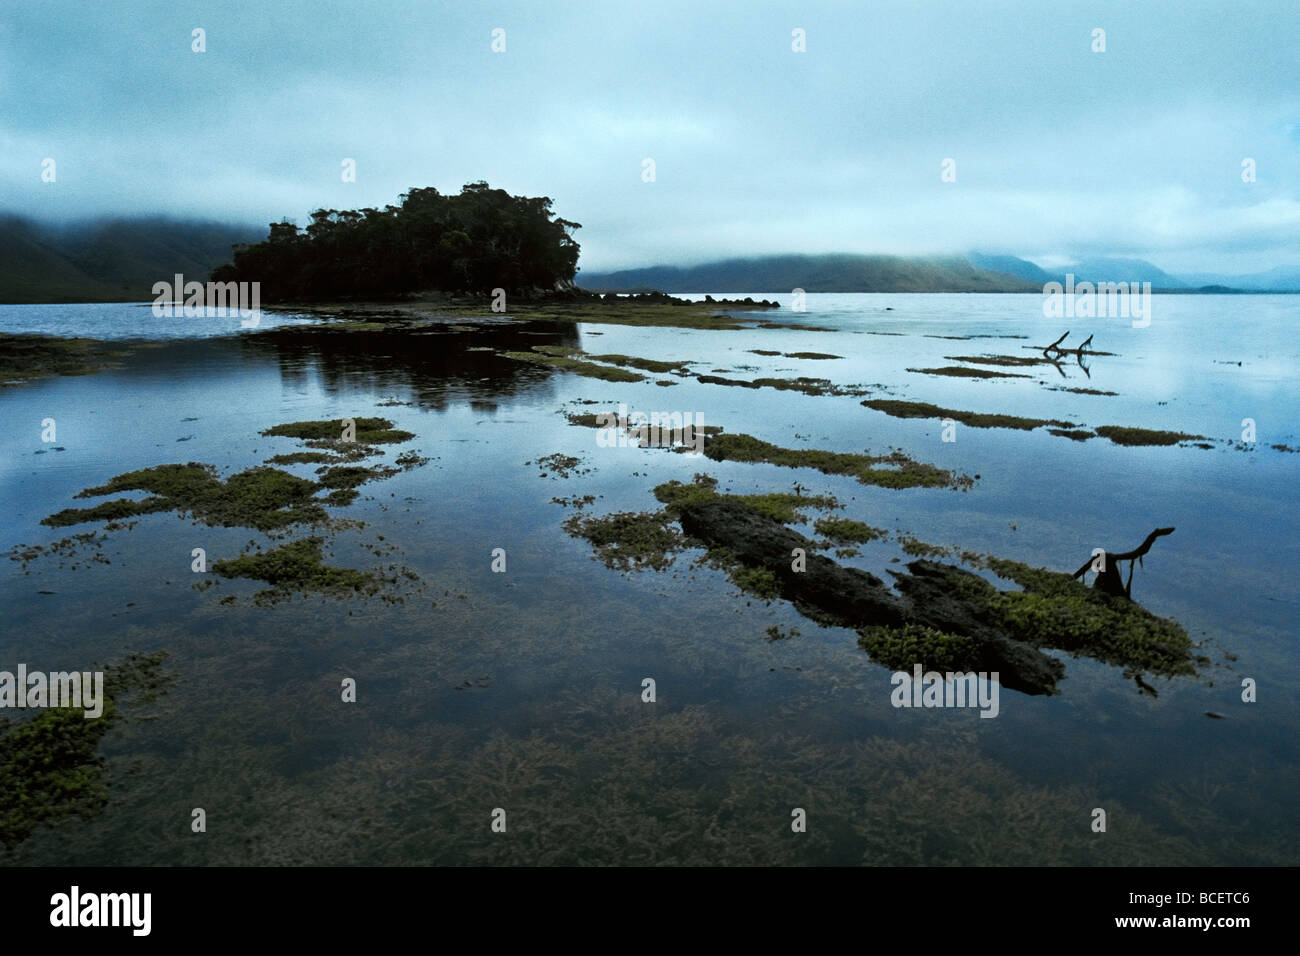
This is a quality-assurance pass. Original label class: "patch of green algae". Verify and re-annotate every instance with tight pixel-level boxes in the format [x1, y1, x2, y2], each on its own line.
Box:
[944, 354, 1047, 367]
[1094, 425, 1206, 447]
[43, 463, 328, 531]
[965, 557, 1196, 677]
[588, 353, 687, 374]
[703, 433, 971, 490]
[526, 344, 687, 374]
[265, 451, 343, 465]
[260, 417, 414, 444]
[212, 536, 379, 602]
[502, 350, 644, 382]
[862, 399, 1073, 431]
[43, 417, 421, 531]
[814, 516, 886, 543]
[0, 652, 172, 850]
[653, 475, 839, 524]
[858, 624, 981, 672]
[561, 511, 685, 572]
[906, 366, 1032, 379]
[1048, 429, 1095, 441]
[0, 334, 127, 387]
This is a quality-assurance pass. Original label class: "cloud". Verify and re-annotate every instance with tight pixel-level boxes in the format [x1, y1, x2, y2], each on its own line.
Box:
[1, 0, 1296, 274]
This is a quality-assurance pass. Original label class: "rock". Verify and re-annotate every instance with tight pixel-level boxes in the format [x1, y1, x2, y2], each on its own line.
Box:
[676, 499, 1063, 695]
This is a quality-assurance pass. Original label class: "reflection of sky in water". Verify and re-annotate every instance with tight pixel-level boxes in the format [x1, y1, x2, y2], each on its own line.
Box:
[1, 295, 1296, 864]
[0, 301, 321, 340]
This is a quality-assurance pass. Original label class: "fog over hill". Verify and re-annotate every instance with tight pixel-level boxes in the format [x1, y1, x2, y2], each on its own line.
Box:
[577, 253, 1291, 294]
[0, 215, 261, 303]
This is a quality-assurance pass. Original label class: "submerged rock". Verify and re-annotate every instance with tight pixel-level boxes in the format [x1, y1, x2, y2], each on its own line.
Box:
[670, 498, 1192, 696]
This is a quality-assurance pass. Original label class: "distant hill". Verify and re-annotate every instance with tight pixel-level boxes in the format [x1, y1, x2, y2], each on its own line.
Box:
[1175, 265, 1300, 292]
[0, 215, 262, 303]
[576, 254, 1040, 293]
[967, 252, 1057, 284]
[970, 252, 1192, 290]
[1064, 257, 1186, 289]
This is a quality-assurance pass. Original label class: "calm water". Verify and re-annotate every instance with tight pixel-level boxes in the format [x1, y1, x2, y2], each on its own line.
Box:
[2, 294, 1296, 865]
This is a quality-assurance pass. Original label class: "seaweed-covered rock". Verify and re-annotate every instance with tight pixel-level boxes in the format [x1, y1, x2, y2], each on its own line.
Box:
[676, 499, 908, 627]
[890, 561, 1066, 695]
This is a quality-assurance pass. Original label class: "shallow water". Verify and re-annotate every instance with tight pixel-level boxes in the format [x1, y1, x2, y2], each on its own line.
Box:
[1, 294, 1296, 865]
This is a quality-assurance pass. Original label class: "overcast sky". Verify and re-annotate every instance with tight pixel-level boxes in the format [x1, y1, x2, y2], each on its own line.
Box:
[2, 0, 1297, 274]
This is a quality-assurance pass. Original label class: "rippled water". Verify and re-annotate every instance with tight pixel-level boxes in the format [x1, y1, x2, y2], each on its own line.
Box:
[1, 294, 1296, 865]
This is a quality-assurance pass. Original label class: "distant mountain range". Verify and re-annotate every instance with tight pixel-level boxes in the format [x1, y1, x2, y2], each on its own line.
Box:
[0, 215, 261, 303]
[2, 213, 1297, 302]
[579, 253, 1300, 294]
[576, 254, 1040, 294]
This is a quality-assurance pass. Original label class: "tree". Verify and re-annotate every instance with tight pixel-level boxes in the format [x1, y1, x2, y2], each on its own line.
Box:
[208, 184, 582, 300]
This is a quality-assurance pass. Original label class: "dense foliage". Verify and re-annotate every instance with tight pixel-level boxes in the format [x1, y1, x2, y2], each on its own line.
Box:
[210, 182, 581, 300]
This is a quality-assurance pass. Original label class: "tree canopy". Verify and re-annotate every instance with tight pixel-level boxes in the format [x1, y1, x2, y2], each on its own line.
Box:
[210, 182, 581, 300]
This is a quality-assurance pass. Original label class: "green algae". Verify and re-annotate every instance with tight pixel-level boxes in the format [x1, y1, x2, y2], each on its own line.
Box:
[531, 453, 590, 479]
[564, 411, 723, 443]
[965, 557, 1196, 677]
[0, 334, 127, 386]
[814, 516, 885, 543]
[717, 557, 781, 599]
[1094, 425, 1206, 447]
[0, 651, 172, 850]
[42, 454, 403, 532]
[653, 475, 839, 524]
[907, 366, 1032, 379]
[587, 353, 687, 374]
[862, 399, 1074, 431]
[565, 412, 608, 428]
[44, 462, 328, 531]
[944, 354, 1047, 367]
[562, 511, 685, 572]
[751, 376, 867, 396]
[503, 350, 645, 382]
[697, 373, 869, 397]
[1049, 428, 1095, 441]
[212, 536, 378, 600]
[394, 450, 432, 469]
[265, 451, 343, 465]
[260, 417, 415, 444]
[524, 344, 686, 374]
[1045, 386, 1119, 396]
[316, 464, 398, 489]
[0, 707, 113, 850]
[864, 401, 1203, 447]
[42, 497, 170, 528]
[703, 433, 971, 491]
[858, 624, 980, 672]
[898, 536, 955, 558]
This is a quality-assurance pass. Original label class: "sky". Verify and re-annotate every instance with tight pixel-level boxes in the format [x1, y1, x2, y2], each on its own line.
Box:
[1, 0, 1297, 275]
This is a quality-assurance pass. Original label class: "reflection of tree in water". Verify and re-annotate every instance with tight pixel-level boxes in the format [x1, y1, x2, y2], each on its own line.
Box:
[242, 320, 583, 405]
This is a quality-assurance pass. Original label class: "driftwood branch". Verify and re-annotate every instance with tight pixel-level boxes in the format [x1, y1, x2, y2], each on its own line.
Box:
[1073, 527, 1175, 599]
[1035, 330, 1105, 357]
